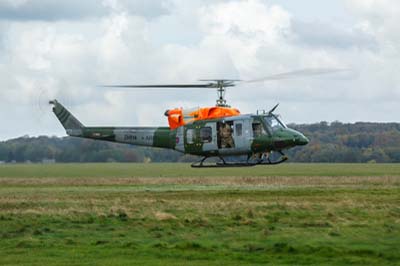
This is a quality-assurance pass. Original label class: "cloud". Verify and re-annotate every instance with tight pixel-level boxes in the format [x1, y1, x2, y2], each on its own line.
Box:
[198, 0, 293, 78]
[0, 0, 171, 21]
[342, 0, 400, 93]
[291, 20, 377, 50]
[344, 0, 400, 45]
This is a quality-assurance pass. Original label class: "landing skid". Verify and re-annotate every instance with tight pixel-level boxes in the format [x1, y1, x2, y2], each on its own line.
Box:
[191, 152, 288, 168]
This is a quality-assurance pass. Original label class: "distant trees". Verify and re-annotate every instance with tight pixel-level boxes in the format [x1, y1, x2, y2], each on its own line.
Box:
[1, 122, 400, 163]
[287, 122, 400, 163]
[0, 136, 181, 163]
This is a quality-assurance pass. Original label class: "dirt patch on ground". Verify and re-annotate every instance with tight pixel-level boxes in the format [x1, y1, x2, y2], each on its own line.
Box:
[154, 211, 177, 221]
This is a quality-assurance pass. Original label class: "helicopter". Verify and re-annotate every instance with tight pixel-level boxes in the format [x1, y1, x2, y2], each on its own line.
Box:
[50, 69, 347, 167]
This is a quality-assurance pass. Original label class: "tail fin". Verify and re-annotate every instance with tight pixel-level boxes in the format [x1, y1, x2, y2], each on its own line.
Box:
[49, 100, 84, 136]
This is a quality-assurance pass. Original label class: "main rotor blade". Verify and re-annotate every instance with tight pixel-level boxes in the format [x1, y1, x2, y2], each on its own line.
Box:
[100, 68, 350, 92]
[244, 68, 351, 83]
[198, 79, 241, 82]
[101, 84, 215, 88]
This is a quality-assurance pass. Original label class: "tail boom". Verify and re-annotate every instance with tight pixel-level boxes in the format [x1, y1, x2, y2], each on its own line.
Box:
[81, 127, 175, 149]
[50, 100, 175, 149]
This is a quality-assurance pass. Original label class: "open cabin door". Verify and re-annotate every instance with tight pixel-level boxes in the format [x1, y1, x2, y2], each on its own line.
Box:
[216, 119, 251, 155]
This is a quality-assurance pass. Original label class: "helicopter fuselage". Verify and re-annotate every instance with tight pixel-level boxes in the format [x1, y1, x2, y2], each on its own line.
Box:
[50, 100, 308, 164]
[65, 114, 308, 158]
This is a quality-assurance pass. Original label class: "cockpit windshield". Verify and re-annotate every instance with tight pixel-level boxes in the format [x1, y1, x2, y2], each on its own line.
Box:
[264, 115, 286, 132]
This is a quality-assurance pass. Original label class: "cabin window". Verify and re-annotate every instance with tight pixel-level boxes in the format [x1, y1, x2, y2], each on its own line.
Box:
[186, 129, 195, 144]
[235, 123, 242, 137]
[200, 127, 212, 143]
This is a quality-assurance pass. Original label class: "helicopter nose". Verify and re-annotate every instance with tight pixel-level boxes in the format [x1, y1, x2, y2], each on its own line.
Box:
[295, 132, 309, 146]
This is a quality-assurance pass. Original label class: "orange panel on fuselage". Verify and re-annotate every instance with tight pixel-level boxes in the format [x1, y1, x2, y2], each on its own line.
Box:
[166, 107, 240, 129]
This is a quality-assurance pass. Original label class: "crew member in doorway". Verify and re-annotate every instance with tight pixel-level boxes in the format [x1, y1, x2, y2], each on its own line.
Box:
[220, 123, 235, 148]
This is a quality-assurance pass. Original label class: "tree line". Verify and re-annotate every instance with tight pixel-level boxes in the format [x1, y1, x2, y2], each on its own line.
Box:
[1, 121, 400, 163]
[287, 121, 400, 163]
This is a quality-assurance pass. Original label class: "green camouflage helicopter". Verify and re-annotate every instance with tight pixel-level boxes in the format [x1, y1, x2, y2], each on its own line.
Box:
[49, 69, 347, 167]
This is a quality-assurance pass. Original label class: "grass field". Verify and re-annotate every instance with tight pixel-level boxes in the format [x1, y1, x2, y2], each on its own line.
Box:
[0, 163, 399, 265]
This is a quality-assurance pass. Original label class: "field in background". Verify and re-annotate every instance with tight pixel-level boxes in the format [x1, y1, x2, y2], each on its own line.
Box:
[0, 163, 399, 265]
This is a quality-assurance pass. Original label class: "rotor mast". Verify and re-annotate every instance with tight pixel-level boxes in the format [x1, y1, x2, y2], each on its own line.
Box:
[216, 80, 228, 107]
[199, 79, 237, 107]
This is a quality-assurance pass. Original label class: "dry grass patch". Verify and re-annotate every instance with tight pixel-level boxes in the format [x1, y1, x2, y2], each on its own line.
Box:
[154, 211, 177, 221]
[1, 176, 400, 188]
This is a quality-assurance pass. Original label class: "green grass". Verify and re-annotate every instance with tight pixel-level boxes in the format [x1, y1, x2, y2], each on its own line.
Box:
[0, 163, 399, 265]
[1, 163, 400, 178]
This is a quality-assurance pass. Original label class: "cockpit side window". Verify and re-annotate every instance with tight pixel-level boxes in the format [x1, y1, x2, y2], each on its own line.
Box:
[252, 122, 265, 138]
[264, 115, 286, 132]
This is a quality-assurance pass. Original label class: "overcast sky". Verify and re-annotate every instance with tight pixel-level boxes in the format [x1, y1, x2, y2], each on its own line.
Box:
[0, 0, 399, 140]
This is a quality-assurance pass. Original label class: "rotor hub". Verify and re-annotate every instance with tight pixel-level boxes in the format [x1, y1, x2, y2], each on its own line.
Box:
[202, 79, 237, 107]
[216, 81, 228, 107]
